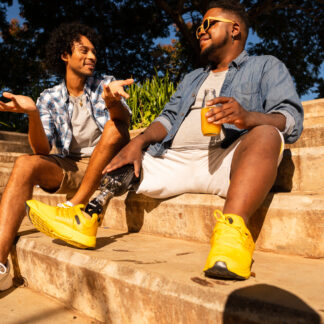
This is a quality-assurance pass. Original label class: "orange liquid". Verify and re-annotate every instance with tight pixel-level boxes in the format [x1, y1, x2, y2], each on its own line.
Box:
[201, 107, 221, 136]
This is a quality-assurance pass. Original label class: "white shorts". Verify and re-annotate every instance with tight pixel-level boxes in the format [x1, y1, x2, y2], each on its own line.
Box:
[136, 130, 284, 199]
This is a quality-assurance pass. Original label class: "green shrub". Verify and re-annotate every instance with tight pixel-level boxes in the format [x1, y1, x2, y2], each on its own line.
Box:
[128, 71, 176, 130]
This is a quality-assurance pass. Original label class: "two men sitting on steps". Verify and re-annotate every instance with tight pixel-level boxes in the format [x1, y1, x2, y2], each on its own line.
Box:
[2, 0, 304, 288]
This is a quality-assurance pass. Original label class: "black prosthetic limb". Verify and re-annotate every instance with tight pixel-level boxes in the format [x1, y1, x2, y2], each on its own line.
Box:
[85, 164, 139, 217]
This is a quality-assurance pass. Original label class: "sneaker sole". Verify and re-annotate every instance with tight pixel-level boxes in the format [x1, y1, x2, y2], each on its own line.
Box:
[26, 204, 95, 249]
[0, 273, 13, 291]
[204, 261, 247, 280]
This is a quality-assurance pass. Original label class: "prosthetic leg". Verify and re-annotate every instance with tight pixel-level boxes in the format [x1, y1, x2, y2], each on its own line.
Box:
[84, 164, 139, 217]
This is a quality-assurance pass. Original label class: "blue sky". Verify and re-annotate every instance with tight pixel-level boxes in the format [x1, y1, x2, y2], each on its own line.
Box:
[5, 0, 322, 101]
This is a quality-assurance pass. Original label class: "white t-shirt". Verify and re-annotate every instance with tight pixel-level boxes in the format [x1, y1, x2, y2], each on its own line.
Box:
[69, 94, 102, 157]
[171, 70, 227, 150]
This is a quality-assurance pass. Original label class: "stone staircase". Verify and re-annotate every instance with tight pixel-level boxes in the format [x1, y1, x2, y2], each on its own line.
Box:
[0, 99, 324, 323]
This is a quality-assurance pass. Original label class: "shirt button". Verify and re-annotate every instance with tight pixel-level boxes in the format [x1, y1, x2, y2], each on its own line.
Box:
[180, 113, 184, 116]
[192, 93, 195, 97]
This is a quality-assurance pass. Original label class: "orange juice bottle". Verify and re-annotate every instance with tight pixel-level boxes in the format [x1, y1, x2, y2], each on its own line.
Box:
[201, 88, 221, 136]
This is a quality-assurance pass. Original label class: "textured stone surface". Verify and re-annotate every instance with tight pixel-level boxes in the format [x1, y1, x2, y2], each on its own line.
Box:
[2, 186, 322, 257]
[287, 124, 324, 148]
[14, 225, 324, 324]
[0, 130, 29, 143]
[0, 285, 100, 323]
[1, 146, 324, 196]
[103, 191, 324, 258]
[302, 98, 324, 116]
[0, 152, 23, 163]
[274, 146, 324, 192]
[0, 140, 32, 153]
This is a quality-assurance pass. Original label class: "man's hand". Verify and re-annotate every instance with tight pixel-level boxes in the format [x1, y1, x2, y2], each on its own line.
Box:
[205, 96, 252, 129]
[103, 136, 144, 178]
[0, 92, 37, 115]
[102, 79, 134, 106]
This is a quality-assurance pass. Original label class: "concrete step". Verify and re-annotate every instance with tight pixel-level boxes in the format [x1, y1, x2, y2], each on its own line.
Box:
[2, 185, 322, 258]
[0, 186, 66, 206]
[287, 123, 324, 148]
[14, 222, 324, 324]
[0, 139, 32, 153]
[1, 180, 323, 259]
[103, 191, 324, 258]
[0, 285, 100, 323]
[0, 130, 29, 144]
[304, 116, 324, 127]
[274, 146, 324, 192]
[0, 163, 13, 187]
[0, 145, 323, 193]
[302, 98, 324, 117]
[0, 152, 23, 163]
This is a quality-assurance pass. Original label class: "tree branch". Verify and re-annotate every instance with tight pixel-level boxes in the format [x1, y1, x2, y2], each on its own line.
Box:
[154, 0, 200, 66]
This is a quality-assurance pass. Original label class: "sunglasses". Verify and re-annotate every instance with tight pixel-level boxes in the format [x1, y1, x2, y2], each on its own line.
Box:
[196, 16, 236, 39]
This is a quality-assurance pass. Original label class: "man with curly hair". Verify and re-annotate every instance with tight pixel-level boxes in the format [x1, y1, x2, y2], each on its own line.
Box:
[0, 22, 132, 290]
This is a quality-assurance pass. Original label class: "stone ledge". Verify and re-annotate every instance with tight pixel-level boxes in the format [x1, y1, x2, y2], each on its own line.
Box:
[274, 146, 324, 192]
[2, 188, 323, 258]
[0, 140, 32, 153]
[0, 130, 29, 143]
[287, 123, 324, 148]
[2, 145, 324, 193]
[103, 191, 324, 258]
[15, 226, 324, 324]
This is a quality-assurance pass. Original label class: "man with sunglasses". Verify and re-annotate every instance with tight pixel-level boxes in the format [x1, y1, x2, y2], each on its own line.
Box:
[26, 1, 303, 280]
[0, 22, 133, 290]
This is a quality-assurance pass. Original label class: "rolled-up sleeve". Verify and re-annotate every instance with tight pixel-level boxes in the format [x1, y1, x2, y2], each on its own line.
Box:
[152, 79, 185, 133]
[262, 59, 304, 143]
[36, 92, 54, 149]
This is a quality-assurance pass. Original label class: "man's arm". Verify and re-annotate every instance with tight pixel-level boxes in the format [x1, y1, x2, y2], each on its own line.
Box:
[204, 96, 286, 131]
[103, 74, 188, 176]
[102, 79, 134, 127]
[0, 93, 50, 154]
[103, 121, 168, 177]
[204, 59, 303, 141]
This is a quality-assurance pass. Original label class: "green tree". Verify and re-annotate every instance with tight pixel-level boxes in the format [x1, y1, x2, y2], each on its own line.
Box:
[0, 0, 323, 133]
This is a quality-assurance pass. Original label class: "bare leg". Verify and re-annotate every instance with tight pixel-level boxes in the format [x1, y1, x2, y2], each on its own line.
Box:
[70, 120, 130, 206]
[223, 125, 282, 225]
[0, 155, 64, 264]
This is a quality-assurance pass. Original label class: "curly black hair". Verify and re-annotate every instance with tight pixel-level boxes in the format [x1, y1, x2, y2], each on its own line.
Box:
[207, 0, 249, 41]
[45, 22, 99, 76]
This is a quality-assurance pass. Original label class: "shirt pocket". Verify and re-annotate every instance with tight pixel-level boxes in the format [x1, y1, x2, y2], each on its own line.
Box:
[232, 83, 262, 113]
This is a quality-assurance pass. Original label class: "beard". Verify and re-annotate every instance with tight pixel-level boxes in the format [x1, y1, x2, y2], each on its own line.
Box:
[200, 31, 229, 63]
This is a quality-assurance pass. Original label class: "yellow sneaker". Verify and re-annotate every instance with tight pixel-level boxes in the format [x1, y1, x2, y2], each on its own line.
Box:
[204, 210, 255, 280]
[26, 200, 99, 249]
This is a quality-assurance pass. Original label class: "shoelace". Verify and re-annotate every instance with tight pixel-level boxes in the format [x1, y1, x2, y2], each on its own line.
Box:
[57, 201, 74, 208]
[0, 262, 7, 274]
[212, 210, 249, 245]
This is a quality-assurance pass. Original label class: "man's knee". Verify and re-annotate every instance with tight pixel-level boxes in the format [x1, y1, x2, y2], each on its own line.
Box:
[101, 120, 130, 146]
[244, 125, 282, 148]
[13, 155, 37, 173]
[12, 155, 47, 181]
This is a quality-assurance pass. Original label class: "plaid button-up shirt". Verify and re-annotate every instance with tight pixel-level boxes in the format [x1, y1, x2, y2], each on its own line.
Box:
[36, 75, 130, 157]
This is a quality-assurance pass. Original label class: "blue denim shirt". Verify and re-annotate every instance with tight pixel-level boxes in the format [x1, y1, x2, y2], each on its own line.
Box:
[147, 50, 303, 156]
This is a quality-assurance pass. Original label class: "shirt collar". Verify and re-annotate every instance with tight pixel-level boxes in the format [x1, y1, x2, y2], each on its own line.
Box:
[230, 50, 249, 69]
[84, 76, 93, 96]
[205, 50, 249, 71]
[59, 77, 92, 102]
[59, 78, 69, 103]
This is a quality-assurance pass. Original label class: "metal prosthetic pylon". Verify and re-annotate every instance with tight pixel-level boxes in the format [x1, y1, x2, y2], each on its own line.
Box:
[84, 164, 138, 217]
